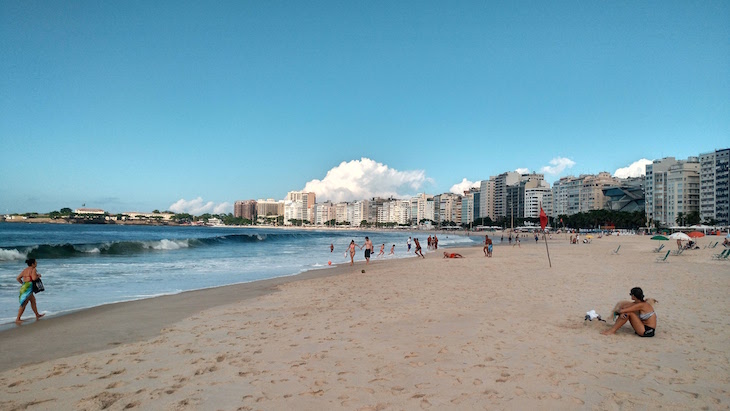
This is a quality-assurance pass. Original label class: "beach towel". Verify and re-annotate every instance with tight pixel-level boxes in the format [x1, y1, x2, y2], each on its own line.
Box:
[19, 281, 33, 306]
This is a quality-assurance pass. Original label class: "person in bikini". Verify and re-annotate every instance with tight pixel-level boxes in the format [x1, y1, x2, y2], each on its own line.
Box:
[347, 240, 360, 266]
[443, 252, 463, 258]
[15, 258, 45, 324]
[601, 287, 657, 337]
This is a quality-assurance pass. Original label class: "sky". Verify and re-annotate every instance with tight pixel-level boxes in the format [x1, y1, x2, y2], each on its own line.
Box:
[1, 1, 728, 215]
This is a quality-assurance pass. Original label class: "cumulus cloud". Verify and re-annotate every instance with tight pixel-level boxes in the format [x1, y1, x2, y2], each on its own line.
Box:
[169, 197, 232, 215]
[614, 159, 652, 178]
[450, 178, 480, 194]
[540, 157, 576, 175]
[515, 168, 530, 174]
[302, 158, 430, 202]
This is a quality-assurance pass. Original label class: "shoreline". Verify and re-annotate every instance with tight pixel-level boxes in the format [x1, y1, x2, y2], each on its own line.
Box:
[0, 256, 384, 372]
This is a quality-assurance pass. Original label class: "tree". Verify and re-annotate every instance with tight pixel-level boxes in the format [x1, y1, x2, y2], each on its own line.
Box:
[685, 211, 701, 226]
[675, 212, 685, 226]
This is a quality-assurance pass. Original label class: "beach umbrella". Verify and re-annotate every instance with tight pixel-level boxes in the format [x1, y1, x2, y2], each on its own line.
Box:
[651, 235, 668, 241]
[586, 235, 593, 239]
[669, 232, 691, 241]
[687, 231, 705, 238]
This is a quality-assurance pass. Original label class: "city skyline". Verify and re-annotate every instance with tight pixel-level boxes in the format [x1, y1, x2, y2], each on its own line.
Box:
[2, 2, 728, 215]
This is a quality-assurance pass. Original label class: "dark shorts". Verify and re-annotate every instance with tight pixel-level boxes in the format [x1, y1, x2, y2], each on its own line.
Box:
[365, 249, 371, 258]
[638, 326, 655, 338]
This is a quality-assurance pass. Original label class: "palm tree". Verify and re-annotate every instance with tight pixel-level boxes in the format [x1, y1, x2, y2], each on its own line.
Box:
[675, 212, 684, 226]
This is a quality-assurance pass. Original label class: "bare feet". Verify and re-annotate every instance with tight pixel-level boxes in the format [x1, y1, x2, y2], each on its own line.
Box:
[36, 313, 45, 320]
[600, 329, 614, 335]
[15, 319, 23, 324]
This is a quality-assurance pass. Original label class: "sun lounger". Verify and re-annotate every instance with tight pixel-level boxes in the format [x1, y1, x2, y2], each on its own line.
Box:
[653, 244, 665, 253]
[671, 248, 684, 256]
[711, 249, 730, 260]
[611, 245, 621, 255]
[655, 250, 670, 263]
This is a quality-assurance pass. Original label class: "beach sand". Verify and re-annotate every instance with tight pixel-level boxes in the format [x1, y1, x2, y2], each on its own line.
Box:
[1, 234, 729, 410]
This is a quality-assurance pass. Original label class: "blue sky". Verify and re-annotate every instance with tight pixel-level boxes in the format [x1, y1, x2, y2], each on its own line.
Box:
[1, 1, 728, 214]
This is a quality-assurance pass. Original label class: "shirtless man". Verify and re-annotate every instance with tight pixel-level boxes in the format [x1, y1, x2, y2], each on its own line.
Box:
[364, 236, 373, 264]
[414, 238, 425, 258]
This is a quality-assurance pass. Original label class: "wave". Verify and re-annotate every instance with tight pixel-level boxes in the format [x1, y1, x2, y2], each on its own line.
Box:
[0, 231, 319, 261]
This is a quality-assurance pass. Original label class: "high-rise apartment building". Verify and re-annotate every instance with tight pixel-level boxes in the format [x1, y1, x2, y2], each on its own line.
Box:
[314, 201, 336, 225]
[700, 149, 730, 225]
[256, 199, 284, 218]
[234, 200, 257, 221]
[479, 180, 496, 221]
[645, 157, 701, 226]
[579, 172, 620, 213]
[493, 172, 520, 218]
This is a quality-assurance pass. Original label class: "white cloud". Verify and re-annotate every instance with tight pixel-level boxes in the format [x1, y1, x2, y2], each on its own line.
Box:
[302, 158, 430, 202]
[515, 168, 530, 174]
[613, 159, 652, 178]
[540, 157, 576, 175]
[169, 197, 232, 215]
[450, 178, 480, 194]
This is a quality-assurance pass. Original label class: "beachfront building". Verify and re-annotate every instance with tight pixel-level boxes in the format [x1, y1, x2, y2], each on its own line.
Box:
[524, 183, 552, 219]
[381, 199, 410, 225]
[334, 202, 348, 225]
[256, 199, 284, 218]
[437, 193, 461, 225]
[283, 200, 306, 225]
[493, 172, 520, 218]
[551, 176, 582, 217]
[665, 158, 700, 226]
[645, 157, 702, 226]
[287, 191, 316, 224]
[700, 148, 730, 225]
[74, 208, 106, 215]
[234, 200, 257, 221]
[120, 211, 175, 221]
[579, 172, 620, 213]
[410, 193, 435, 225]
[314, 201, 336, 226]
[479, 179, 496, 221]
[461, 191, 476, 225]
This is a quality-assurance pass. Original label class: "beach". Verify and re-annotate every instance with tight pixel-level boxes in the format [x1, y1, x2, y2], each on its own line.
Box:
[1, 234, 729, 410]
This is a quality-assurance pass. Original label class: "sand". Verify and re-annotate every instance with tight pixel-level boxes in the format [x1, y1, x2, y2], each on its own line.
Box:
[1, 234, 729, 410]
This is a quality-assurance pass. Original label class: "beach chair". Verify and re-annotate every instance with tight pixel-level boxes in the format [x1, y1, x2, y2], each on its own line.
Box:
[652, 244, 665, 253]
[711, 242, 719, 248]
[611, 245, 621, 255]
[711, 249, 730, 260]
[655, 250, 670, 263]
[671, 248, 684, 256]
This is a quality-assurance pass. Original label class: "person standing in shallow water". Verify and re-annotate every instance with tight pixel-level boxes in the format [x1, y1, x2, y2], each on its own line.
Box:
[16, 258, 45, 324]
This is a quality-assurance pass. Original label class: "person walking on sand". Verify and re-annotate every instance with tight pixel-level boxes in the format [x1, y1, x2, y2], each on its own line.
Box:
[483, 234, 490, 256]
[363, 236, 373, 264]
[414, 238, 425, 258]
[389, 244, 395, 255]
[601, 287, 657, 337]
[407, 237, 412, 253]
[487, 236, 493, 257]
[347, 240, 360, 266]
[15, 258, 45, 324]
[377, 243, 385, 257]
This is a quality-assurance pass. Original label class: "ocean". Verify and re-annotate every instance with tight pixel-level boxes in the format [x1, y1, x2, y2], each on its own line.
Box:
[0, 223, 480, 326]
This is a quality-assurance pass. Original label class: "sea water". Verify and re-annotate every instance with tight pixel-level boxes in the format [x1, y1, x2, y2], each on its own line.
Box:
[0, 223, 480, 325]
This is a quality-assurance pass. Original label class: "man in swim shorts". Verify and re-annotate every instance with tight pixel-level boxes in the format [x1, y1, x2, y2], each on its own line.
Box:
[364, 236, 373, 264]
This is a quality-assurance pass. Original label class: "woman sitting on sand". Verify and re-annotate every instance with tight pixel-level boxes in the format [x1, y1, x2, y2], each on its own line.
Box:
[601, 287, 656, 337]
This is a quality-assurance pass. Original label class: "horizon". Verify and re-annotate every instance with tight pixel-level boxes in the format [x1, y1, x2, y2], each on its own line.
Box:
[2, 2, 728, 215]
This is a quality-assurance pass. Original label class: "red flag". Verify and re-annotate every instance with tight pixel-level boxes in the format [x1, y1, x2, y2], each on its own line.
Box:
[540, 207, 547, 231]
